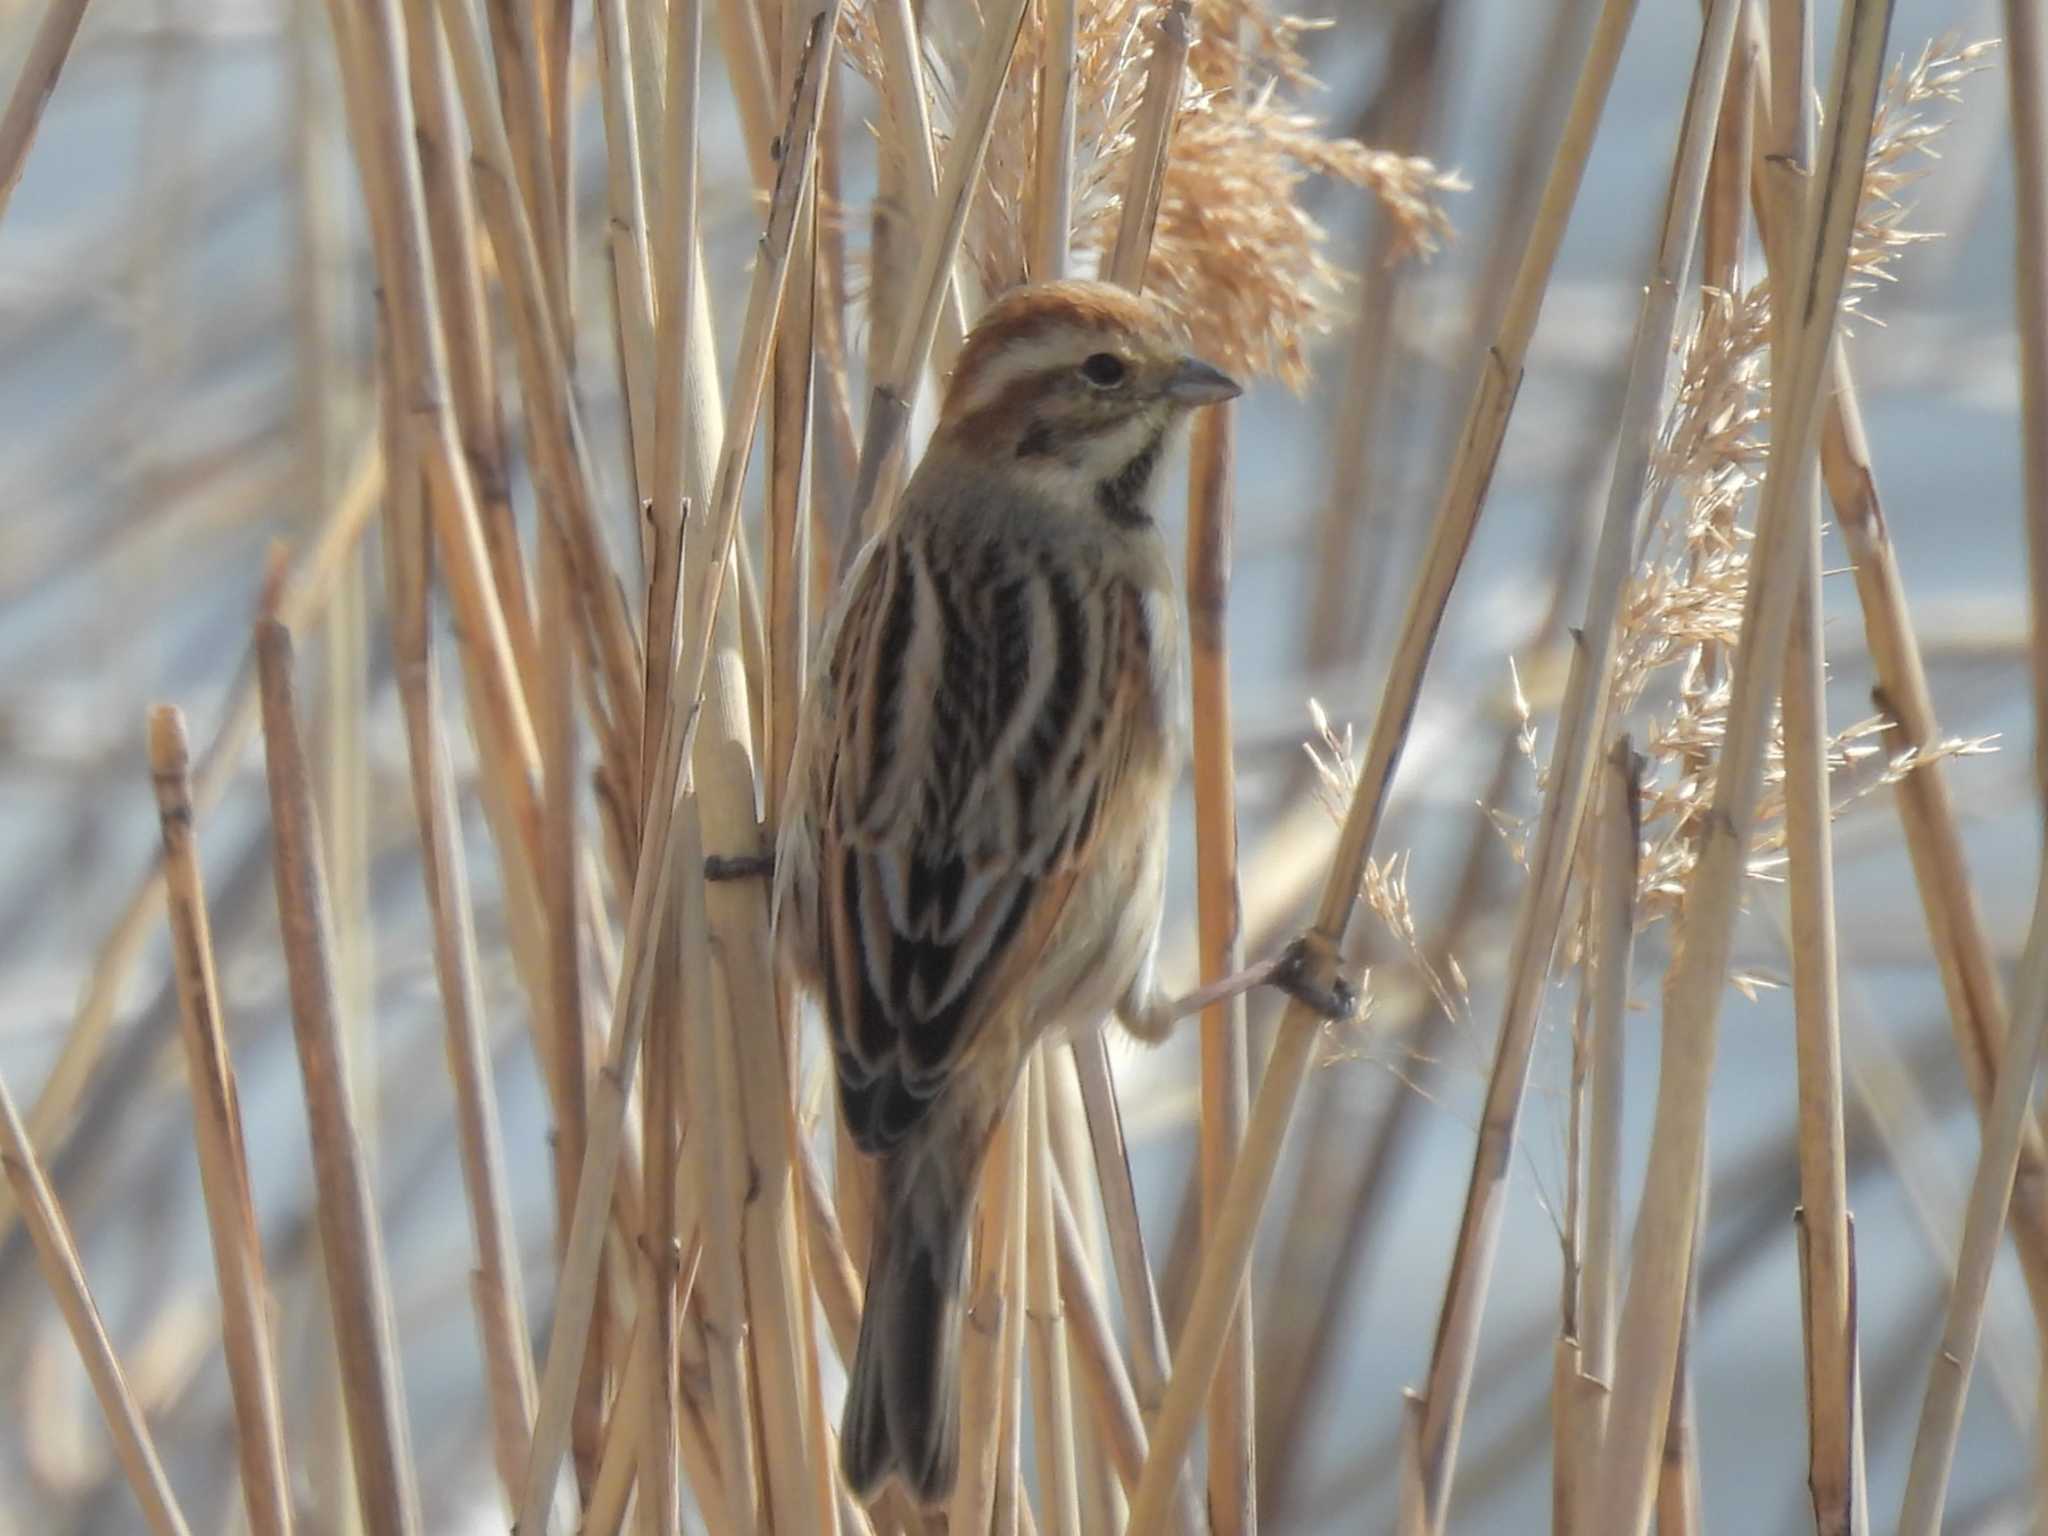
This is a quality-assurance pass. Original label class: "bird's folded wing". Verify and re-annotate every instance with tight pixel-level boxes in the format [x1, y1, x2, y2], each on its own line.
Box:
[813, 535, 1153, 1150]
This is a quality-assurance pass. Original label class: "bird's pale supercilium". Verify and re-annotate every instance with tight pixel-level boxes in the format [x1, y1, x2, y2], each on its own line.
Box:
[776, 279, 1350, 1505]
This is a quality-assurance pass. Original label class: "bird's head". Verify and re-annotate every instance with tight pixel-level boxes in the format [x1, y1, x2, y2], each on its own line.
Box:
[933, 280, 1240, 523]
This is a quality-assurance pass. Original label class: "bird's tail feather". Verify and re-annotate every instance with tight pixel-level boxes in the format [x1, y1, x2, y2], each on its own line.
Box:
[840, 1122, 984, 1504]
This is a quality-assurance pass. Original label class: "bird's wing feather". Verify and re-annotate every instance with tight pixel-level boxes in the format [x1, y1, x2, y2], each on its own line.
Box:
[812, 529, 1159, 1151]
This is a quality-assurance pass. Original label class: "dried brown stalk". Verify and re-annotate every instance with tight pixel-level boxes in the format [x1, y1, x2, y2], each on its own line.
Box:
[256, 618, 423, 1536]
[1412, 1, 1737, 1523]
[1592, 5, 1896, 1529]
[1123, 0, 1647, 1514]
[148, 707, 295, 1536]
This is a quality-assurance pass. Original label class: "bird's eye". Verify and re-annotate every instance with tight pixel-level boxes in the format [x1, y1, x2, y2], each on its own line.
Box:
[1079, 352, 1127, 388]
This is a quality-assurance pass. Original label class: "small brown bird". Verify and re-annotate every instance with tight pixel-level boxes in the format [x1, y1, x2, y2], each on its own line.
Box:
[777, 280, 1344, 1504]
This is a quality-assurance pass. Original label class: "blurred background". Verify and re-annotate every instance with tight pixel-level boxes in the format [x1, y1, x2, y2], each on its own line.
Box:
[0, 0, 2040, 1531]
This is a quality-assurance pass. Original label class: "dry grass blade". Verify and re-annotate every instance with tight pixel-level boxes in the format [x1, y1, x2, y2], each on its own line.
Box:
[1122, 0, 1646, 1516]
[0, 1068, 193, 1536]
[1592, 4, 1897, 1530]
[148, 708, 294, 1536]
[1025, 1058, 1084, 1536]
[1413, 0, 1739, 1523]
[255, 618, 423, 1536]
[0, 0, 92, 221]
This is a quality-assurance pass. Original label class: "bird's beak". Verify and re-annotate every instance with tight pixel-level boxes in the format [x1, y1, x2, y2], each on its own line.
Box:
[1164, 355, 1242, 406]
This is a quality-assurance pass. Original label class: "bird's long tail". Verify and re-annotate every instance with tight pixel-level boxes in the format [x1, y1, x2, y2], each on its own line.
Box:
[840, 1116, 987, 1504]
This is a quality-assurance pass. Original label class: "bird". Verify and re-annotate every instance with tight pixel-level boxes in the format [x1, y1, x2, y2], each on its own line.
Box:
[775, 279, 1351, 1505]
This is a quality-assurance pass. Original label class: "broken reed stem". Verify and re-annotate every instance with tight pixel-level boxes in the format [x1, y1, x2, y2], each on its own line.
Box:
[1107, 0, 1191, 291]
[517, 26, 834, 1526]
[255, 619, 423, 1536]
[1894, 861, 2048, 1533]
[1415, 1, 1737, 1524]
[383, 434, 542, 1512]
[848, 0, 1034, 547]
[1123, 0, 1648, 1518]
[0, 1065, 194, 1536]
[1033, 0, 1077, 280]
[6, 435, 380, 1242]
[1592, 6, 1896, 1530]
[1025, 1056, 1084, 1536]
[1187, 401, 1257, 1536]
[0, 0, 92, 223]
[2006, 0, 2048, 818]
[149, 708, 295, 1536]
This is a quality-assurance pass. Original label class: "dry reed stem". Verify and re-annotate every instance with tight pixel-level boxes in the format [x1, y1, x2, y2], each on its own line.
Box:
[1186, 399, 1257, 1536]
[1580, 739, 1639, 1484]
[1726, 19, 2048, 1328]
[1106, 0, 1189, 290]
[0, 1066, 193, 1536]
[517, 26, 834, 1526]
[1654, 1225, 1705, 1535]
[1758, 2, 1861, 1525]
[404, 0, 540, 698]
[2005, 0, 2048, 815]
[255, 619, 423, 1536]
[1049, 1173, 1149, 1495]
[1025, 1058, 1084, 1536]
[481, 0, 571, 341]
[4, 434, 379, 1232]
[147, 707, 295, 1536]
[0, 0, 91, 222]
[326, 0, 550, 938]
[1033, 0, 1078, 280]
[1892, 853, 2048, 1534]
[1067, 1033, 1200, 1530]
[592, 0, 659, 506]
[848, 0, 1034, 547]
[871, 0, 968, 352]
[954, 1104, 1025, 1529]
[429, 0, 646, 794]
[1122, 0, 1645, 1517]
[1591, 6, 1895, 1529]
[384, 439, 542, 1514]
[1413, 3, 1737, 1523]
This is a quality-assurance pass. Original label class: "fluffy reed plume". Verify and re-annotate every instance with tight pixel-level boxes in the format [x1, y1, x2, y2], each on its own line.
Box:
[1478, 40, 2002, 952]
[842, 0, 1463, 384]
